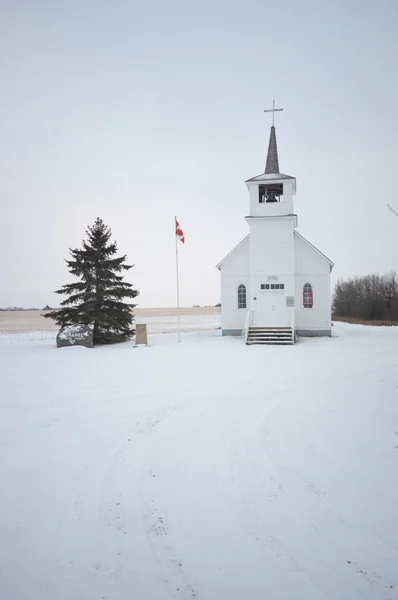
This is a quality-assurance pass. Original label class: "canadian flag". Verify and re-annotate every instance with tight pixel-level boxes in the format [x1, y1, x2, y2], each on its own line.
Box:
[175, 218, 185, 244]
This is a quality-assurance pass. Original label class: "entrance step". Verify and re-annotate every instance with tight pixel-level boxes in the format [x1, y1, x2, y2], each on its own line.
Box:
[247, 326, 294, 345]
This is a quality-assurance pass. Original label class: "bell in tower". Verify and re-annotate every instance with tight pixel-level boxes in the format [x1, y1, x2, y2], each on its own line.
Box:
[258, 182, 283, 203]
[266, 187, 279, 202]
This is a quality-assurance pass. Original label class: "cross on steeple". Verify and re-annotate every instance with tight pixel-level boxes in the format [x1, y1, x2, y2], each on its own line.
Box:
[264, 100, 283, 127]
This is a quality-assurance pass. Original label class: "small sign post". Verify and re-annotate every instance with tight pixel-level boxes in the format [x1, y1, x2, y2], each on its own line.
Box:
[135, 324, 148, 347]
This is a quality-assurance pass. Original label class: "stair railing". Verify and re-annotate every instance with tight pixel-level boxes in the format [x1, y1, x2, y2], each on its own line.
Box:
[290, 307, 295, 344]
[245, 310, 253, 343]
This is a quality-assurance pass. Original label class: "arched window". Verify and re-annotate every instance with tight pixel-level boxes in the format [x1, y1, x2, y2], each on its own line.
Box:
[303, 283, 313, 308]
[238, 284, 247, 309]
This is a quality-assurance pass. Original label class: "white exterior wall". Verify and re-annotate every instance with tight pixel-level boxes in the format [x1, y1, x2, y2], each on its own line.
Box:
[248, 217, 295, 308]
[294, 232, 332, 333]
[219, 237, 250, 334]
[218, 230, 332, 335]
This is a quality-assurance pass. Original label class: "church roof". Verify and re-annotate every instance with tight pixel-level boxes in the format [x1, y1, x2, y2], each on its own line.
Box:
[245, 125, 295, 184]
[245, 172, 295, 183]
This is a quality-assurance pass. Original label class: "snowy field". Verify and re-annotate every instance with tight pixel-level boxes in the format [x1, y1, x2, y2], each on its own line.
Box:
[1, 323, 398, 600]
[0, 308, 220, 335]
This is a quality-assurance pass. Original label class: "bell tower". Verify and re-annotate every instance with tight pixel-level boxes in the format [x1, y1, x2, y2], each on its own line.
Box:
[245, 102, 297, 327]
[245, 102, 297, 221]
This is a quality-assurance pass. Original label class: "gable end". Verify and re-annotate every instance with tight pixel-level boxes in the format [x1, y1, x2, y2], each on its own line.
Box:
[216, 235, 249, 270]
[294, 230, 334, 271]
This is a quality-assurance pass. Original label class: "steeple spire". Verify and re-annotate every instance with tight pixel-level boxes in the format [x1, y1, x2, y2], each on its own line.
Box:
[245, 102, 296, 189]
[263, 101, 283, 175]
[265, 126, 280, 174]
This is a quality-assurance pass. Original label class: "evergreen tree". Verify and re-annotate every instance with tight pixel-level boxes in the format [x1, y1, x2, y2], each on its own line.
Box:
[44, 218, 139, 344]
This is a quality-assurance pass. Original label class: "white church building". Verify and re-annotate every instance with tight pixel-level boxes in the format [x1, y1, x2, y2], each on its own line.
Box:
[216, 111, 333, 344]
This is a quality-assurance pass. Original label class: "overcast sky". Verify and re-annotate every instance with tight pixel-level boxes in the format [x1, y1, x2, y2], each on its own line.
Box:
[1, 0, 397, 308]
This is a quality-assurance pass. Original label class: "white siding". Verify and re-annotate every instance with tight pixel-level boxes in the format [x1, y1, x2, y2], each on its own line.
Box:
[218, 229, 333, 335]
[294, 232, 332, 332]
[249, 218, 295, 310]
[219, 237, 250, 333]
[250, 218, 295, 276]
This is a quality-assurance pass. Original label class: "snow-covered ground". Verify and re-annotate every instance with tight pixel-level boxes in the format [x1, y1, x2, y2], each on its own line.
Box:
[0, 309, 220, 335]
[134, 313, 220, 334]
[0, 323, 397, 600]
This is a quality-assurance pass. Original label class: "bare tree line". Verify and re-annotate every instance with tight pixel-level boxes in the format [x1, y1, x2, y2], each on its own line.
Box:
[333, 272, 398, 322]
[333, 206, 398, 323]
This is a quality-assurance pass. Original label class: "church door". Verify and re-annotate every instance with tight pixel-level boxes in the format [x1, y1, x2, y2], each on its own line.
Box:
[255, 290, 289, 327]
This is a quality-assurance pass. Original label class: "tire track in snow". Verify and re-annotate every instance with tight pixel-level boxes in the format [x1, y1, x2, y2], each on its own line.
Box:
[136, 393, 320, 599]
[139, 494, 199, 600]
[262, 377, 398, 595]
[227, 421, 370, 599]
[135, 408, 202, 600]
[224, 391, 397, 600]
[94, 403, 200, 599]
[216, 397, 339, 600]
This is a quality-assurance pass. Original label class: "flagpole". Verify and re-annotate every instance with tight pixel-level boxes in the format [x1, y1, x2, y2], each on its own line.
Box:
[175, 216, 181, 343]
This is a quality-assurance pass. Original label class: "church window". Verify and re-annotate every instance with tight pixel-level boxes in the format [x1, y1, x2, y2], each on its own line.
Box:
[261, 283, 285, 290]
[303, 283, 313, 308]
[238, 284, 247, 309]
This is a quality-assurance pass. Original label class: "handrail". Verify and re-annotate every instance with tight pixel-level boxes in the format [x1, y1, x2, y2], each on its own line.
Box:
[244, 310, 253, 343]
[290, 307, 295, 344]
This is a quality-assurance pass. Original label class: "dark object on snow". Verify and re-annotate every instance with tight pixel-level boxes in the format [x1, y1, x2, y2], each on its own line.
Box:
[56, 324, 94, 349]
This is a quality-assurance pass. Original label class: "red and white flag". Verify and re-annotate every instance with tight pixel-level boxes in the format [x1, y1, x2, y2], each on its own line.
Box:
[175, 218, 185, 244]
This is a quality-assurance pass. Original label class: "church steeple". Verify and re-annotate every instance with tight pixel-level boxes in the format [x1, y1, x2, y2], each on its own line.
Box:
[245, 102, 296, 211]
[265, 126, 280, 174]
